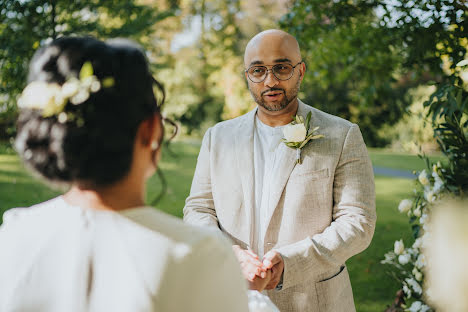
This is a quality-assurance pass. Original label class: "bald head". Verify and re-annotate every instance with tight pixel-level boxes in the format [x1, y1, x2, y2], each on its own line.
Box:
[244, 29, 301, 68]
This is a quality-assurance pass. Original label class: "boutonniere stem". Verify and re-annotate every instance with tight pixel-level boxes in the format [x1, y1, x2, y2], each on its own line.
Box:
[282, 112, 324, 164]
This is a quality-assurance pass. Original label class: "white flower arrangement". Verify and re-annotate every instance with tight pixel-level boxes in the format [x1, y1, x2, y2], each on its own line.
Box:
[282, 112, 324, 164]
[394, 239, 405, 255]
[382, 160, 448, 311]
[398, 199, 413, 213]
[17, 61, 114, 120]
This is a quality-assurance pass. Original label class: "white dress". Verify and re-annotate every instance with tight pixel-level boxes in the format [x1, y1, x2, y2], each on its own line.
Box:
[0, 197, 252, 312]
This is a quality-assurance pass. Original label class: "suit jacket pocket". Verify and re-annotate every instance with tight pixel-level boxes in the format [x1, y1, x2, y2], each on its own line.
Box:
[315, 266, 356, 312]
[289, 168, 329, 180]
[286, 168, 330, 203]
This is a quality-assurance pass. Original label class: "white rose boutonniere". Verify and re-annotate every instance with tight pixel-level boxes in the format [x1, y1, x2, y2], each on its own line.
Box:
[282, 112, 324, 164]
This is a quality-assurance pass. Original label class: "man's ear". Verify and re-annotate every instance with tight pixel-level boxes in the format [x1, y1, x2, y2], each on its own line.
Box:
[299, 62, 306, 81]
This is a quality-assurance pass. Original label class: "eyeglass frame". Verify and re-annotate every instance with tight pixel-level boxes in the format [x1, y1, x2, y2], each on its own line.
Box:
[245, 61, 303, 83]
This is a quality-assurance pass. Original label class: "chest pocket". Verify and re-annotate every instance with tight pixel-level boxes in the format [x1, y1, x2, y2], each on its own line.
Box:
[286, 168, 330, 204]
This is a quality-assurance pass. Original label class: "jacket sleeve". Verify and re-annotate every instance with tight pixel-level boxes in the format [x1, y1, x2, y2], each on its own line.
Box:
[276, 124, 377, 290]
[183, 128, 221, 230]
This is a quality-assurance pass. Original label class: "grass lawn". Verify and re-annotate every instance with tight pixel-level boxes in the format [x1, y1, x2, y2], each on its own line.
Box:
[369, 148, 445, 172]
[0, 141, 418, 310]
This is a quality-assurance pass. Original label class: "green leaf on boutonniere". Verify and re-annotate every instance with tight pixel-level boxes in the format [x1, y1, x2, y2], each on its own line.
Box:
[305, 111, 311, 132]
[299, 133, 325, 149]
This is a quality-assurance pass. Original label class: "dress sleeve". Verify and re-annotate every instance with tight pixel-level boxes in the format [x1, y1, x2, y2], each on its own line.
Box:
[160, 233, 249, 312]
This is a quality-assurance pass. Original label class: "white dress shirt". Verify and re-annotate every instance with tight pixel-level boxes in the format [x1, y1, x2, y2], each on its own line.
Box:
[253, 115, 285, 257]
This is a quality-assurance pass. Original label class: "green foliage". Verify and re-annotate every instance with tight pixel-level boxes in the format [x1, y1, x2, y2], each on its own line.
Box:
[424, 77, 468, 194]
[0, 0, 174, 138]
[158, 0, 286, 135]
[280, 0, 467, 146]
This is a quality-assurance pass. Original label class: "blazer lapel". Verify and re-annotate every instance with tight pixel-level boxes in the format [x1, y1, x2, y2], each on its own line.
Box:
[234, 108, 257, 248]
[263, 143, 297, 236]
[263, 101, 312, 237]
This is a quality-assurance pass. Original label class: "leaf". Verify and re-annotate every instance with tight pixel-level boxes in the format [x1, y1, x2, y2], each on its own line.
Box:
[412, 224, 420, 239]
[299, 133, 324, 149]
[102, 77, 115, 88]
[80, 61, 94, 80]
[305, 111, 312, 132]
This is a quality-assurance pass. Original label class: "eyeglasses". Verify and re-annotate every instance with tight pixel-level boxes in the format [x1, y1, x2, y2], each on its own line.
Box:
[245, 61, 303, 83]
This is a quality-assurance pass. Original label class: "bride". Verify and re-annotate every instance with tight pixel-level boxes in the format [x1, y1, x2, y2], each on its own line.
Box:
[0, 36, 277, 312]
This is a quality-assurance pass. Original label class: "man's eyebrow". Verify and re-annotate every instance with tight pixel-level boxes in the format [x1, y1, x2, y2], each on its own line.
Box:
[248, 58, 293, 67]
[249, 60, 264, 66]
[273, 58, 292, 63]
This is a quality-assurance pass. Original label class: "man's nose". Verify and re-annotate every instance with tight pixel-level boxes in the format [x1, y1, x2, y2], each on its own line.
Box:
[264, 70, 279, 88]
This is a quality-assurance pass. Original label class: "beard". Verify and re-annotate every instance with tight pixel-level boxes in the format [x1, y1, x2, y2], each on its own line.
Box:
[249, 77, 301, 112]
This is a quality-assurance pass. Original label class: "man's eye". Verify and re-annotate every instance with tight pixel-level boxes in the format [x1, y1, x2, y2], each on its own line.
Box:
[274, 65, 291, 73]
[252, 68, 265, 74]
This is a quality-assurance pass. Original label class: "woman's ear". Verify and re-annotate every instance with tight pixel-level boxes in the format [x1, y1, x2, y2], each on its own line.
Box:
[137, 113, 162, 148]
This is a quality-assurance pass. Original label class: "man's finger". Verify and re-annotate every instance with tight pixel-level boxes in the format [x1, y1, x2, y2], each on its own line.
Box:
[263, 251, 282, 269]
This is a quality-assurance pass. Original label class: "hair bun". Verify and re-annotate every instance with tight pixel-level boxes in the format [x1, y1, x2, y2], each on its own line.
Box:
[15, 36, 161, 186]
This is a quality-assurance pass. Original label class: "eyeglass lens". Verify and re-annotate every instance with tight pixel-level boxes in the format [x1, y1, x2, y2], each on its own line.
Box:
[248, 64, 294, 82]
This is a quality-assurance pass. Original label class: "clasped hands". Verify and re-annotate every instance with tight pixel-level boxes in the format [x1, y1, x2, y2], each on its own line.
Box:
[232, 245, 284, 292]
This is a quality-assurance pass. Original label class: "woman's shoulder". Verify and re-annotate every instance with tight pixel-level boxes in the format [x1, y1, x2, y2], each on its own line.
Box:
[1, 196, 70, 230]
[119, 207, 232, 256]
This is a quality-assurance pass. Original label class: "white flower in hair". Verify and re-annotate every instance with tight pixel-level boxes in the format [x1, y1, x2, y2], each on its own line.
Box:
[18, 81, 66, 117]
[17, 61, 114, 118]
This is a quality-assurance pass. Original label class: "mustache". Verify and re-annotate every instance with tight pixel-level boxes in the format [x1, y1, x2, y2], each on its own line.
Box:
[261, 88, 285, 96]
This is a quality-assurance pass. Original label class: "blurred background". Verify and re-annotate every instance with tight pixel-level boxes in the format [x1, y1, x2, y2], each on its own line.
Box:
[0, 1, 467, 311]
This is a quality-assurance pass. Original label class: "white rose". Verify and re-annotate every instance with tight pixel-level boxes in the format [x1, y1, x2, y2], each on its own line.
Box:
[398, 199, 413, 213]
[283, 123, 307, 143]
[398, 254, 411, 265]
[456, 59, 468, 67]
[420, 213, 428, 225]
[415, 254, 426, 269]
[424, 190, 435, 203]
[412, 267, 423, 281]
[406, 278, 423, 295]
[412, 237, 423, 249]
[432, 171, 444, 194]
[61, 78, 80, 98]
[394, 239, 405, 255]
[418, 169, 430, 186]
[413, 206, 422, 217]
[18, 81, 62, 111]
[408, 301, 422, 312]
[402, 284, 411, 297]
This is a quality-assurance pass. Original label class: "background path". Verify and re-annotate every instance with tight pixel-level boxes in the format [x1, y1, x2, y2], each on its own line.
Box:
[373, 166, 415, 179]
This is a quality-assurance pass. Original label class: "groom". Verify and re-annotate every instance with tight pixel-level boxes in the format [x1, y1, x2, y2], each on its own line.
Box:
[184, 29, 376, 312]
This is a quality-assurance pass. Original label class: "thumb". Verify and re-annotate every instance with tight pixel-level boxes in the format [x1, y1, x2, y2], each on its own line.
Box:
[262, 251, 281, 269]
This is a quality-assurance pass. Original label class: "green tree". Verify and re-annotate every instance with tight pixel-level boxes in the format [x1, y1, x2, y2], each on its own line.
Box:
[0, 0, 174, 139]
[280, 0, 467, 146]
[158, 0, 288, 135]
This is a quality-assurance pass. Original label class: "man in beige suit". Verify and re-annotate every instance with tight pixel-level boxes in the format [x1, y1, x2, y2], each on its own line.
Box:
[184, 29, 376, 312]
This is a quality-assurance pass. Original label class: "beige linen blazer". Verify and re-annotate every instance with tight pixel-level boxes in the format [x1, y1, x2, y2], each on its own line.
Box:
[184, 100, 376, 312]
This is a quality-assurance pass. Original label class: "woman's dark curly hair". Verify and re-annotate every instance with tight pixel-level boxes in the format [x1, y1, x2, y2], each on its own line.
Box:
[15, 36, 164, 187]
